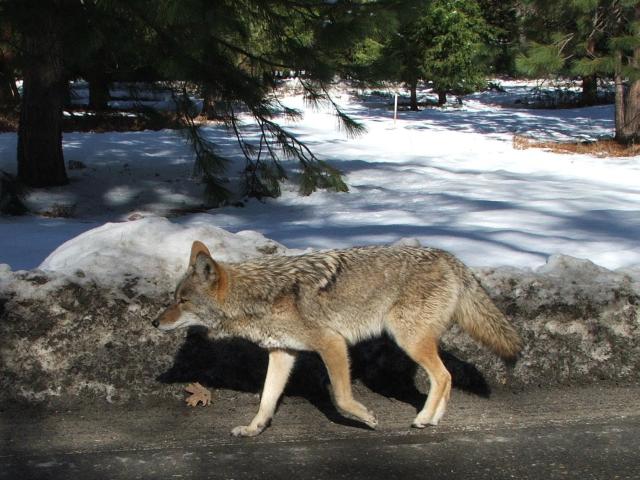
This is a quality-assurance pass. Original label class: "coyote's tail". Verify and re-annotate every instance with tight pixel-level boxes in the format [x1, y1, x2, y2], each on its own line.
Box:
[454, 279, 522, 360]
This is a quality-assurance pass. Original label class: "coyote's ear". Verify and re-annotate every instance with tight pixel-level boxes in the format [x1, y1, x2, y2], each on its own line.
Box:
[194, 253, 219, 282]
[189, 241, 212, 267]
[190, 241, 220, 282]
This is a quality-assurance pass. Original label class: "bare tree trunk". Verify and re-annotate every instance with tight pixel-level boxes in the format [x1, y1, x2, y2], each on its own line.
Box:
[625, 80, 640, 143]
[409, 78, 418, 111]
[0, 22, 19, 107]
[201, 83, 220, 120]
[437, 90, 447, 106]
[622, 9, 640, 143]
[9, 77, 19, 100]
[0, 78, 15, 107]
[581, 75, 598, 106]
[582, 14, 599, 108]
[61, 80, 72, 109]
[621, 80, 640, 143]
[614, 6, 640, 144]
[614, 63, 625, 142]
[86, 49, 111, 111]
[17, 6, 67, 187]
[88, 74, 110, 111]
[0, 56, 19, 107]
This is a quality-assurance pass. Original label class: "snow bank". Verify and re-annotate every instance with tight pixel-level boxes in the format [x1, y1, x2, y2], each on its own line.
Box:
[0, 223, 638, 406]
[447, 256, 640, 386]
[37, 215, 291, 296]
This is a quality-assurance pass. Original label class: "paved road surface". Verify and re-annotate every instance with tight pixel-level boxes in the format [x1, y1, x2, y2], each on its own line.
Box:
[1, 385, 639, 479]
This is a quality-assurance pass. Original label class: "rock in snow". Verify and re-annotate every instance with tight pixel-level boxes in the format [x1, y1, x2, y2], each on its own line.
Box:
[0, 219, 638, 405]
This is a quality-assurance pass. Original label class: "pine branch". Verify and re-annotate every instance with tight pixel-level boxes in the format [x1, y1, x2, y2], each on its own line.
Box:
[106, 0, 353, 203]
[299, 79, 366, 137]
[173, 85, 231, 206]
[257, 115, 348, 195]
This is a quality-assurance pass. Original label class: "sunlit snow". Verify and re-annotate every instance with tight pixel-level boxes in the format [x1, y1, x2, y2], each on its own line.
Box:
[1, 81, 638, 273]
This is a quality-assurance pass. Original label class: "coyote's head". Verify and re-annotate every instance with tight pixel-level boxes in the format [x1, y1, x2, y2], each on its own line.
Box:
[152, 241, 228, 332]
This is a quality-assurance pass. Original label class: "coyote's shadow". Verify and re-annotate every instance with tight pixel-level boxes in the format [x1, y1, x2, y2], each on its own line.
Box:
[157, 327, 490, 427]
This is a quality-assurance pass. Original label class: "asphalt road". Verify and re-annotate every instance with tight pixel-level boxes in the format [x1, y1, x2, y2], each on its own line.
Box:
[1, 385, 639, 479]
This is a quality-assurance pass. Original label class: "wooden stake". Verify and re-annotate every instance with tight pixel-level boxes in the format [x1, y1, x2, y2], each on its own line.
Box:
[394, 93, 398, 127]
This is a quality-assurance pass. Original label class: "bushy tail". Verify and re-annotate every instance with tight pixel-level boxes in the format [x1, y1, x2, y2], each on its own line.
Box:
[454, 280, 522, 360]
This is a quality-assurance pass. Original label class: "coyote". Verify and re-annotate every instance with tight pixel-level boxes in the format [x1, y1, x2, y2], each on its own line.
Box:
[153, 241, 521, 437]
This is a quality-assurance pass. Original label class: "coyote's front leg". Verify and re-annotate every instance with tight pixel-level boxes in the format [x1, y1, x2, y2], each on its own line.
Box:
[231, 349, 297, 437]
[313, 330, 378, 429]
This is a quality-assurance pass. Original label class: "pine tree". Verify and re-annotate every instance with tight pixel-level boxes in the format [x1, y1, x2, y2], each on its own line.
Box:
[419, 0, 489, 105]
[366, 0, 431, 110]
[518, 0, 640, 142]
[477, 0, 520, 75]
[5, 0, 372, 199]
[360, 0, 489, 109]
[516, 0, 576, 77]
[120, 0, 360, 202]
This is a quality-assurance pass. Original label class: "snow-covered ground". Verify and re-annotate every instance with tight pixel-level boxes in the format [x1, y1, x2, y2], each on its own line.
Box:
[1, 81, 639, 275]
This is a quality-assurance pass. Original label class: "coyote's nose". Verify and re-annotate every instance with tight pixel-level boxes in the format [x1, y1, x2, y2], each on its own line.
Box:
[152, 319, 160, 328]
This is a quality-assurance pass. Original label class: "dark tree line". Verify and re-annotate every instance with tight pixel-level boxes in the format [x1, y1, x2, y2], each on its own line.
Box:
[0, 0, 638, 203]
[2, 0, 379, 199]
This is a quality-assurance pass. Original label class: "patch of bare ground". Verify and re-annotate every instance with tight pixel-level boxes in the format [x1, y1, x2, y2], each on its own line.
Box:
[0, 108, 186, 133]
[513, 134, 640, 157]
[62, 107, 183, 132]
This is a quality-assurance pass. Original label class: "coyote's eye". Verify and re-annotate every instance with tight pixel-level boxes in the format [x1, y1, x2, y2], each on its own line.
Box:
[178, 298, 187, 304]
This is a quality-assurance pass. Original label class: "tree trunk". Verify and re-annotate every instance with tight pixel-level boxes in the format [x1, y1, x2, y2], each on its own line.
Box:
[409, 79, 418, 111]
[614, 5, 640, 144]
[201, 84, 219, 120]
[0, 58, 19, 107]
[614, 58, 640, 145]
[581, 75, 598, 106]
[614, 67, 625, 142]
[10, 75, 19, 100]
[61, 80, 72, 109]
[620, 79, 640, 144]
[17, 7, 67, 187]
[88, 74, 110, 111]
[437, 90, 447, 106]
[0, 77, 15, 107]
[621, 7, 640, 143]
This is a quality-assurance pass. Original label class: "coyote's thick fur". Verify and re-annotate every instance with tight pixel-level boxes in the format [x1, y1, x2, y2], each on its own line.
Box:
[153, 241, 521, 436]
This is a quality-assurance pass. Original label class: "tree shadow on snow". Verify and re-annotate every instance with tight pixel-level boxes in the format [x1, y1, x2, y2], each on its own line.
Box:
[157, 327, 490, 429]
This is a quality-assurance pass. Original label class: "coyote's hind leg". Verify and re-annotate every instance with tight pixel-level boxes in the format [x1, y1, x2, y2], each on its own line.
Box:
[407, 335, 451, 427]
[392, 331, 452, 428]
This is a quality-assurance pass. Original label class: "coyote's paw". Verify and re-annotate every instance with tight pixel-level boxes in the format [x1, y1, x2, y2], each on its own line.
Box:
[342, 406, 378, 429]
[231, 424, 265, 437]
[362, 409, 379, 429]
[412, 403, 446, 428]
[184, 382, 212, 407]
[411, 416, 438, 429]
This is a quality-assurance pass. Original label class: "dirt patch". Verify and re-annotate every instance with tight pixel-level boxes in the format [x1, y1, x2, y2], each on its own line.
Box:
[513, 135, 640, 157]
[62, 108, 183, 132]
[0, 108, 184, 134]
